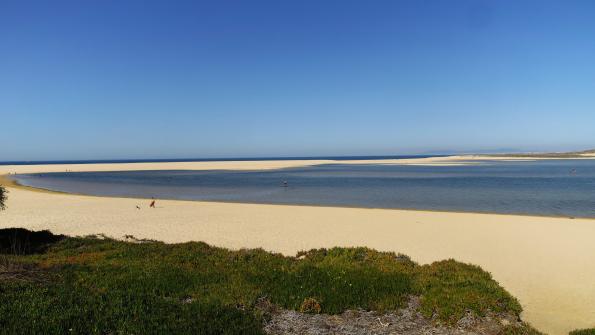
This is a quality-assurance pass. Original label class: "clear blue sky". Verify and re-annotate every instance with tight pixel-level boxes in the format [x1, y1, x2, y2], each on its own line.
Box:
[1, 0, 594, 161]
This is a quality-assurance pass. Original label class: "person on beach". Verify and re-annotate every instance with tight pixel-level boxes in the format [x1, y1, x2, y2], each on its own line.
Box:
[149, 198, 156, 208]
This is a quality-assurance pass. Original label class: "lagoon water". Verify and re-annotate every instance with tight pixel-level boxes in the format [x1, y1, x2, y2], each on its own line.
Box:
[13, 160, 595, 218]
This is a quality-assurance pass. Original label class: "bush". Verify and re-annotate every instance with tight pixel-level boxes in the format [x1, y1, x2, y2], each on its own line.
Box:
[0, 228, 64, 255]
[0, 185, 7, 210]
[570, 330, 595, 335]
[0, 230, 531, 334]
[414, 259, 522, 323]
[299, 297, 321, 313]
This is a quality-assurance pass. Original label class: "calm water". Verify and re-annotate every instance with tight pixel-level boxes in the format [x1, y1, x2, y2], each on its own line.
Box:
[13, 160, 595, 218]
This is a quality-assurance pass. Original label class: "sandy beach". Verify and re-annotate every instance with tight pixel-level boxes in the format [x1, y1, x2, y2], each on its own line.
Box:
[1, 156, 595, 334]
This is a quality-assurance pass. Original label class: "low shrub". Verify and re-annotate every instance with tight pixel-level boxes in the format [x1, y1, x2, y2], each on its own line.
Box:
[570, 329, 595, 335]
[0, 230, 530, 334]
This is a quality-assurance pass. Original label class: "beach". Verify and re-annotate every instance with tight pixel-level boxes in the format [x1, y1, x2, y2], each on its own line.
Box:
[1, 156, 595, 334]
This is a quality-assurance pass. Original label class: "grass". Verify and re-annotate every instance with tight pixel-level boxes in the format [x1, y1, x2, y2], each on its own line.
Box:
[570, 330, 595, 335]
[0, 229, 532, 334]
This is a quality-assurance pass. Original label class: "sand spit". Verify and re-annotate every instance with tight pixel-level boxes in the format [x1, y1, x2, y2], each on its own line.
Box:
[3, 154, 593, 176]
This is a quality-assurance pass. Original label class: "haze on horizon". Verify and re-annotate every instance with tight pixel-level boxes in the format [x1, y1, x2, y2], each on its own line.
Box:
[1, 0, 594, 161]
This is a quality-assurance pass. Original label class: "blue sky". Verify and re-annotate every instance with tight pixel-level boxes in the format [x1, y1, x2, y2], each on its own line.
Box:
[1, 0, 594, 161]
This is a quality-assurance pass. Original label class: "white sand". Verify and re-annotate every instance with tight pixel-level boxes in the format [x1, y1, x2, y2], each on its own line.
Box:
[0, 154, 595, 175]
[2, 154, 588, 175]
[1, 156, 595, 334]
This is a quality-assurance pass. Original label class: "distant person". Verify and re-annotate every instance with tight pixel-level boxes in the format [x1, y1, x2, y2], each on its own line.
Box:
[282, 181, 288, 187]
[149, 198, 156, 208]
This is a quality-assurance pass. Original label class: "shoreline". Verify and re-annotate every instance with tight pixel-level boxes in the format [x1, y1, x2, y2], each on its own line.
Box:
[2, 186, 595, 334]
[2, 152, 594, 168]
[3, 174, 594, 221]
[3, 154, 595, 221]
[3, 154, 595, 176]
[2, 155, 595, 334]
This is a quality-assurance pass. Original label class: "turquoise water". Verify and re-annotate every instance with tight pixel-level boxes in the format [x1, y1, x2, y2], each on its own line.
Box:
[13, 160, 595, 218]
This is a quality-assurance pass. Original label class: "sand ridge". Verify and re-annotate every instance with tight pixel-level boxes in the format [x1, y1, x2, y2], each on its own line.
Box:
[4, 154, 593, 175]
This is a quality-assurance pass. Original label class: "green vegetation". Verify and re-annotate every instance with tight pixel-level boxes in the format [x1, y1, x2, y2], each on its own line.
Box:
[570, 330, 595, 335]
[1, 229, 530, 334]
[488, 148, 595, 158]
[0, 185, 7, 210]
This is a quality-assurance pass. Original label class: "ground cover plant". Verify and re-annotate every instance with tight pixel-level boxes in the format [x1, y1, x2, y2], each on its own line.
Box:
[0, 229, 535, 334]
[570, 330, 595, 335]
[0, 185, 7, 211]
